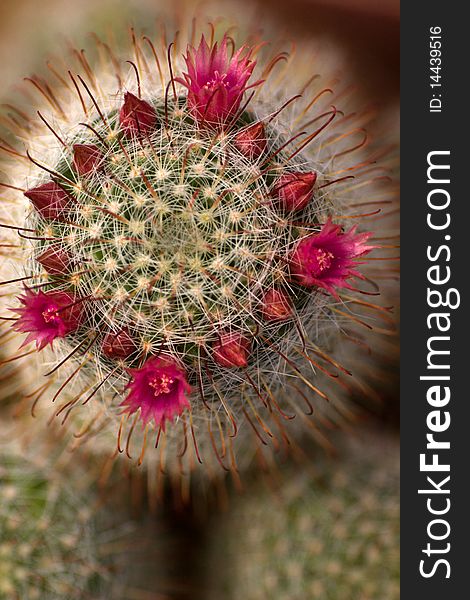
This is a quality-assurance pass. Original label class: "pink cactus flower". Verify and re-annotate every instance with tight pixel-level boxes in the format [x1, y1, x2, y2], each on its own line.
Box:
[37, 248, 72, 275]
[212, 331, 251, 368]
[11, 289, 82, 350]
[271, 171, 317, 213]
[102, 328, 136, 359]
[119, 92, 157, 138]
[73, 144, 104, 176]
[179, 34, 257, 126]
[289, 219, 374, 295]
[24, 181, 73, 221]
[121, 355, 191, 429]
[234, 122, 267, 159]
[260, 288, 293, 322]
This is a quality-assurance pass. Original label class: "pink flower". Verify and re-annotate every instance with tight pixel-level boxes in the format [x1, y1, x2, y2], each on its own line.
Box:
[37, 248, 72, 275]
[11, 289, 82, 349]
[212, 331, 251, 368]
[119, 92, 157, 138]
[24, 181, 73, 221]
[73, 144, 104, 176]
[289, 219, 374, 295]
[260, 288, 293, 322]
[234, 122, 267, 160]
[271, 171, 317, 213]
[102, 328, 136, 359]
[121, 355, 191, 429]
[179, 34, 257, 126]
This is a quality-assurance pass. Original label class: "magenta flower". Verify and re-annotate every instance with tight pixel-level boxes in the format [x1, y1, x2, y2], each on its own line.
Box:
[289, 219, 374, 295]
[119, 92, 157, 138]
[212, 331, 251, 368]
[179, 34, 257, 126]
[260, 288, 293, 322]
[24, 181, 73, 221]
[121, 355, 191, 428]
[11, 289, 82, 349]
[102, 328, 136, 359]
[271, 171, 317, 213]
[234, 122, 267, 160]
[73, 144, 104, 176]
[37, 248, 72, 275]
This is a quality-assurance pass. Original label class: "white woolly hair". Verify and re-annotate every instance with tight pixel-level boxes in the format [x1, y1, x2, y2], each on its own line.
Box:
[0, 4, 398, 484]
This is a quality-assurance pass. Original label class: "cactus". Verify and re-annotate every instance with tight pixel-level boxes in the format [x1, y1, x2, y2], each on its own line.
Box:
[0, 11, 398, 479]
[0, 438, 104, 598]
[205, 430, 400, 600]
[0, 416, 187, 599]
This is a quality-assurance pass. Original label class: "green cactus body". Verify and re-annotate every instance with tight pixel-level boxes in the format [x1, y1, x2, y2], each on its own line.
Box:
[0, 448, 102, 598]
[206, 431, 400, 600]
[0, 10, 398, 482]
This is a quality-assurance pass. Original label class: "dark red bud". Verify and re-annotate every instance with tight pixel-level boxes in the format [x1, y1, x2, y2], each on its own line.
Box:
[73, 144, 104, 176]
[37, 248, 72, 275]
[234, 122, 267, 160]
[24, 181, 73, 221]
[261, 288, 293, 322]
[212, 332, 251, 368]
[119, 92, 157, 138]
[102, 328, 136, 359]
[271, 171, 317, 212]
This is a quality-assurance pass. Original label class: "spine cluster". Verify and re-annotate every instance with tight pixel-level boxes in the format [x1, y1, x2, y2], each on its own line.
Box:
[0, 22, 397, 476]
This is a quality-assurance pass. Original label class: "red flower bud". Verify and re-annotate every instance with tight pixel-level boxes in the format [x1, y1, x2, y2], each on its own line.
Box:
[102, 328, 136, 359]
[119, 92, 157, 138]
[212, 332, 251, 368]
[234, 122, 267, 160]
[37, 248, 72, 275]
[260, 288, 293, 322]
[73, 144, 104, 176]
[271, 171, 317, 212]
[24, 181, 73, 221]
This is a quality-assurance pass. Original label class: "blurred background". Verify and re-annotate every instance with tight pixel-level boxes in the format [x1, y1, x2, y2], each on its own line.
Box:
[0, 0, 399, 104]
[0, 1, 399, 598]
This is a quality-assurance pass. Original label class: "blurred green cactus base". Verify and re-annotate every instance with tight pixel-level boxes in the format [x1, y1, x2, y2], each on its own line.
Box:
[205, 428, 399, 600]
[0, 440, 186, 600]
